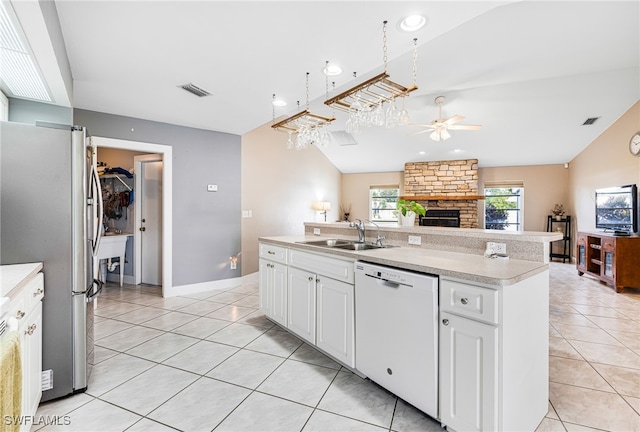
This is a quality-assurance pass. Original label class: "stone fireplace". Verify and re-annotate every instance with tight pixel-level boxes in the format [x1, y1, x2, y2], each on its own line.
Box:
[403, 159, 480, 228]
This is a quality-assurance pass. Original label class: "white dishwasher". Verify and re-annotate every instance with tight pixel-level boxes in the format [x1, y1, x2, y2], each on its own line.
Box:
[355, 261, 438, 419]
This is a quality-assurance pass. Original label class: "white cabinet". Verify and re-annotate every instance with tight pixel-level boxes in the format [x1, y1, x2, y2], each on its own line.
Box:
[440, 311, 498, 432]
[259, 243, 289, 327]
[287, 267, 316, 344]
[4, 267, 44, 432]
[316, 276, 354, 368]
[259, 259, 287, 327]
[439, 272, 549, 432]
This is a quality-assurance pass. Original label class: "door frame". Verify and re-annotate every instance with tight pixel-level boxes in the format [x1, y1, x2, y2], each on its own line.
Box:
[134, 154, 163, 286]
[91, 137, 172, 297]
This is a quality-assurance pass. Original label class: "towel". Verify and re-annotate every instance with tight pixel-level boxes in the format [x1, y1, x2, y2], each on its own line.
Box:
[0, 331, 22, 432]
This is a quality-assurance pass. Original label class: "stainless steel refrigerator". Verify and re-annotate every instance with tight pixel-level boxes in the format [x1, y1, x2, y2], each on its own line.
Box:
[0, 121, 103, 402]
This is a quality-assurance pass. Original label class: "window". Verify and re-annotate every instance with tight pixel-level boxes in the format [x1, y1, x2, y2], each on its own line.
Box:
[370, 186, 399, 222]
[484, 182, 523, 231]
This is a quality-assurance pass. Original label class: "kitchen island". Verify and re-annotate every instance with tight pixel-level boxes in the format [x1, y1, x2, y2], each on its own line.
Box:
[259, 225, 559, 432]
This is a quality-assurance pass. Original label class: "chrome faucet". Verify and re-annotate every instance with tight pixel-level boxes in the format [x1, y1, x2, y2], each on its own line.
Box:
[365, 219, 385, 247]
[349, 219, 365, 243]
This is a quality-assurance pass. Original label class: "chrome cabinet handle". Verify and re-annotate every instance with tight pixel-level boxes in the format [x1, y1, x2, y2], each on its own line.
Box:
[267, 251, 275, 255]
[33, 288, 44, 296]
[442, 319, 449, 326]
[461, 298, 468, 305]
[16, 310, 25, 319]
[25, 324, 37, 336]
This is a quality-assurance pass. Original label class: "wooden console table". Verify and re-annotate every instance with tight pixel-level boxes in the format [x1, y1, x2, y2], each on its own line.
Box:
[576, 231, 640, 293]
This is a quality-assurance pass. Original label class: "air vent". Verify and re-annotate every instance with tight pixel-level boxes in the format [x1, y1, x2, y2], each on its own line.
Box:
[582, 117, 599, 125]
[178, 83, 211, 97]
[331, 131, 358, 146]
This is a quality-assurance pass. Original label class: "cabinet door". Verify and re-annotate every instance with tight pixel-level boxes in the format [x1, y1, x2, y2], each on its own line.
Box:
[288, 267, 316, 344]
[270, 262, 288, 327]
[259, 259, 288, 327]
[576, 234, 587, 272]
[316, 277, 354, 367]
[22, 302, 43, 424]
[440, 311, 498, 432]
[258, 259, 271, 316]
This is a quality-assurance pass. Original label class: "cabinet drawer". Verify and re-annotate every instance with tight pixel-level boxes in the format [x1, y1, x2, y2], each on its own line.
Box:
[288, 248, 354, 284]
[602, 238, 615, 251]
[440, 279, 499, 324]
[259, 243, 288, 264]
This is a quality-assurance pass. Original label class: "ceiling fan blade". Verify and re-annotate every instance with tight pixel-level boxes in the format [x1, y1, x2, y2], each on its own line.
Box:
[408, 129, 433, 137]
[443, 115, 465, 125]
[448, 124, 483, 131]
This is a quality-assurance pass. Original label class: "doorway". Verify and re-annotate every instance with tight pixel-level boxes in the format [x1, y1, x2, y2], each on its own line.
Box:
[134, 155, 163, 286]
[92, 136, 172, 297]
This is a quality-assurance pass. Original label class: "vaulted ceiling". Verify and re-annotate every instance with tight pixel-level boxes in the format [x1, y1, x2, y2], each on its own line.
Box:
[7, 1, 640, 173]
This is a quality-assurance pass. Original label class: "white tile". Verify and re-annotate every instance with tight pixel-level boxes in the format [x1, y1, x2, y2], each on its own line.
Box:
[207, 304, 256, 322]
[257, 359, 338, 406]
[125, 418, 177, 432]
[101, 364, 198, 415]
[215, 391, 312, 432]
[96, 326, 164, 352]
[125, 332, 198, 362]
[304, 410, 387, 431]
[206, 322, 267, 347]
[176, 299, 226, 316]
[171, 316, 230, 339]
[391, 399, 444, 432]
[244, 328, 303, 357]
[111, 306, 168, 324]
[93, 318, 133, 340]
[148, 377, 250, 431]
[86, 353, 155, 397]
[206, 349, 284, 389]
[38, 399, 140, 431]
[163, 340, 239, 375]
[139, 310, 199, 331]
[317, 371, 397, 428]
[290, 343, 341, 370]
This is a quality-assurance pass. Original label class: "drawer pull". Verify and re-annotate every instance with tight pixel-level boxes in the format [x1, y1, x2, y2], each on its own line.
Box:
[308, 276, 313, 281]
[16, 310, 25, 319]
[442, 319, 449, 326]
[33, 288, 44, 296]
[25, 324, 37, 336]
[267, 251, 276, 255]
[460, 298, 469, 305]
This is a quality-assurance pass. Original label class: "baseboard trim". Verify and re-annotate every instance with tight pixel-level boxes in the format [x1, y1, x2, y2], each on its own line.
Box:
[165, 272, 258, 297]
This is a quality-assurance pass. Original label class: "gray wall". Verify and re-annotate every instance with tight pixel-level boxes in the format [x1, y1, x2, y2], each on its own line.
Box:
[74, 109, 242, 287]
[8, 98, 72, 125]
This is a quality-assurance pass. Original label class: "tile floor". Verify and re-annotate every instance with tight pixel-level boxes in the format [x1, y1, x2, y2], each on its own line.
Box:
[32, 262, 640, 432]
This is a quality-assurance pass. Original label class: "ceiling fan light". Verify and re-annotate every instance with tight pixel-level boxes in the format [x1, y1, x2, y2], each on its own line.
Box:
[400, 15, 426, 32]
[441, 129, 451, 140]
[430, 130, 441, 141]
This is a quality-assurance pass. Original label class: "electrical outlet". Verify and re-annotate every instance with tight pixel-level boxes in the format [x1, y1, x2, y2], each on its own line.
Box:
[486, 241, 495, 255]
[207, 184, 218, 192]
[229, 257, 237, 270]
[494, 242, 507, 255]
[408, 235, 422, 245]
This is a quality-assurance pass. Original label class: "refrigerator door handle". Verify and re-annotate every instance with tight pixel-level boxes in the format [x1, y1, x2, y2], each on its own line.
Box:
[90, 161, 103, 257]
[86, 278, 103, 302]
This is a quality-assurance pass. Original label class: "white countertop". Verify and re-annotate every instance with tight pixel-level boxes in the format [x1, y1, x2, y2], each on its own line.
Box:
[0, 262, 43, 298]
[260, 235, 548, 287]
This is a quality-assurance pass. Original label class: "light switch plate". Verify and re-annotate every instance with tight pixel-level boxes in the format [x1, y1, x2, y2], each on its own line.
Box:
[313, 228, 321, 235]
[207, 184, 218, 192]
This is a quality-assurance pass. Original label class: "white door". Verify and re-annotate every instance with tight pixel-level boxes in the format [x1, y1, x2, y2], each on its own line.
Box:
[288, 267, 316, 344]
[140, 160, 163, 285]
[439, 311, 498, 432]
[316, 277, 354, 367]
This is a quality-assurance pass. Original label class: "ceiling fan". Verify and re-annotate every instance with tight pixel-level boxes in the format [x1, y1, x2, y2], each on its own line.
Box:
[410, 96, 482, 141]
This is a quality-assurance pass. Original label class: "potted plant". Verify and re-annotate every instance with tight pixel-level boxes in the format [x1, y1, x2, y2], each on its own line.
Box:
[396, 199, 426, 226]
[551, 204, 565, 220]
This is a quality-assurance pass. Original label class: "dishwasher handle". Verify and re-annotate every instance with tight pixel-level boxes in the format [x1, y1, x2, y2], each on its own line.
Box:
[375, 278, 401, 289]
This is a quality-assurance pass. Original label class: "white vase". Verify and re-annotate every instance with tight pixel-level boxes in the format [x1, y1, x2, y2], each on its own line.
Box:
[400, 212, 416, 226]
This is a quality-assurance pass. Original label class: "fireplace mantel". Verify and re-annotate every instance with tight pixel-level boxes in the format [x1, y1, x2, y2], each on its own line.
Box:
[400, 195, 485, 201]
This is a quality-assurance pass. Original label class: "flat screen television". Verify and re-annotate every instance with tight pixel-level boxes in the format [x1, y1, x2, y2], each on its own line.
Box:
[595, 184, 638, 234]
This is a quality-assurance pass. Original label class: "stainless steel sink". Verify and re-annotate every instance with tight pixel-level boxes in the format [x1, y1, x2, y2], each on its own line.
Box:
[333, 242, 382, 251]
[299, 239, 352, 247]
[297, 239, 393, 250]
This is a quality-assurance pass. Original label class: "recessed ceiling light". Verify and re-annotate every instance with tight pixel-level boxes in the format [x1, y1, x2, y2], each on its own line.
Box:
[400, 15, 426, 32]
[419, 151, 426, 155]
[272, 99, 287, 107]
[452, 149, 463, 153]
[323, 64, 343, 76]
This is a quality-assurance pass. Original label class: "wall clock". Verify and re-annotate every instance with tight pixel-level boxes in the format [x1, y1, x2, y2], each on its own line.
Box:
[630, 132, 640, 157]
